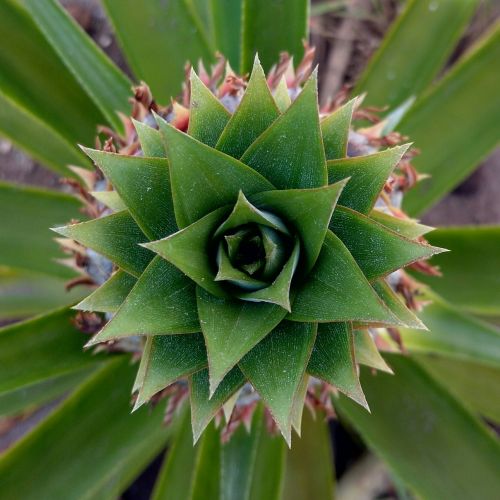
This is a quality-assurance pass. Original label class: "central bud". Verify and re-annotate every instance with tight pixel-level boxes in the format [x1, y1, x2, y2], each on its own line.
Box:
[211, 191, 300, 310]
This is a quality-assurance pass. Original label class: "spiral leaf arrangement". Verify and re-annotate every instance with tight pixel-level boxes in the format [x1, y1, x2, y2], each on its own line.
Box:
[53, 57, 443, 444]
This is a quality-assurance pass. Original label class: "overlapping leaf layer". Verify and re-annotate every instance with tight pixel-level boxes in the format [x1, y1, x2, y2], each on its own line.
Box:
[54, 58, 442, 444]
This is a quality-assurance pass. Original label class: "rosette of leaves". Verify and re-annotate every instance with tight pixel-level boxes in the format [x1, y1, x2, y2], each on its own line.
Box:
[52, 57, 442, 444]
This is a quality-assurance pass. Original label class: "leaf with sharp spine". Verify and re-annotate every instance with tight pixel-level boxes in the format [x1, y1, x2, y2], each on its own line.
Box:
[156, 115, 273, 228]
[372, 279, 426, 330]
[251, 180, 347, 273]
[188, 69, 231, 147]
[237, 238, 300, 312]
[87, 256, 199, 346]
[369, 210, 432, 239]
[135, 333, 207, 409]
[321, 98, 357, 159]
[308, 322, 368, 408]
[327, 145, 410, 214]
[190, 367, 246, 443]
[241, 72, 328, 190]
[144, 208, 229, 298]
[289, 231, 398, 324]
[133, 119, 165, 157]
[84, 149, 176, 241]
[74, 269, 136, 314]
[331, 206, 445, 281]
[353, 330, 393, 374]
[290, 373, 309, 437]
[196, 287, 287, 396]
[89, 190, 127, 212]
[239, 320, 317, 445]
[216, 56, 280, 158]
[273, 76, 292, 112]
[52, 211, 153, 278]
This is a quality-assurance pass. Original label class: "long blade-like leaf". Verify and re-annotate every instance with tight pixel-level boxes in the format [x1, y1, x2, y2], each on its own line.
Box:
[0, 91, 86, 175]
[241, 0, 308, 73]
[400, 25, 500, 215]
[0, 182, 84, 278]
[336, 354, 500, 499]
[0, 357, 174, 499]
[355, 0, 478, 109]
[0, 0, 103, 145]
[24, 0, 132, 131]
[0, 307, 102, 408]
[416, 226, 500, 316]
[102, 0, 214, 102]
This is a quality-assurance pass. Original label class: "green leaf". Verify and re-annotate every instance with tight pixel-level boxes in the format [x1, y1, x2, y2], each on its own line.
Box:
[353, 330, 393, 373]
[53, 211, 153, 278]
[238, 238, 300, 311]
[289, 231, 397, 324]
[88, 256, 199, 346]
[283, 408, 335, 500]
[84, 149, 176, 240]
[89, 190, 127, 212]
[241, 0, 308, 73]
[0, 0, 103, 146]
[327, 145, 409, 214]
[369, 210, 432, 239]
[401, 296, 500, 368]
[372, 279, 425, 329]
[215, 191, 289, 237]
[221, 405, 264, 500]
[0, 308, 102, 406]
[0, 267, 86, 319]
[400, 25, 500, 215]
[252, 181, 347, 273]
[355, 0, 478, 109]
[336, 354, 500, 500]
[273, 76, 292, 113]
[216, 57, 280, 159]
[331, 206, 443, 280]
[151, 407, 198, 500]
[145, 208, 229, 298]
[102, 0, 214, 102]
[135, 333, 207, 409]
[189, 422, 222, 500]
[188, 69, 231, 147]
[241, 72, 328, 190]
[197, 287, 287, 395]
[321, 98, 357, 160]
[0, 366, 94, 418]
[0, 357, 174, 499]
[416, 354, 500, 423]
[211, 0, 242, 70]
[133, 119, 166, 157]
[248, 416, 287, 500]
[156, 116, 273, 228]
[0, 91, 86, 175]
[215, 242, 268, 290]
[416, 226, 500, 316]
[290, 373, 309, 436]
[0, 182, 83, 278]
[24, 0, 132, 132]
[308, 322, 367, 408]
[190, 367, 246, 443]
[239, 321, 317, 444]
[74, 269, 136, 314]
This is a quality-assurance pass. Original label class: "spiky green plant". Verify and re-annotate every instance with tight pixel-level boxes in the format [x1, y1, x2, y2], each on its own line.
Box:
[51, 57, 442, 444]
